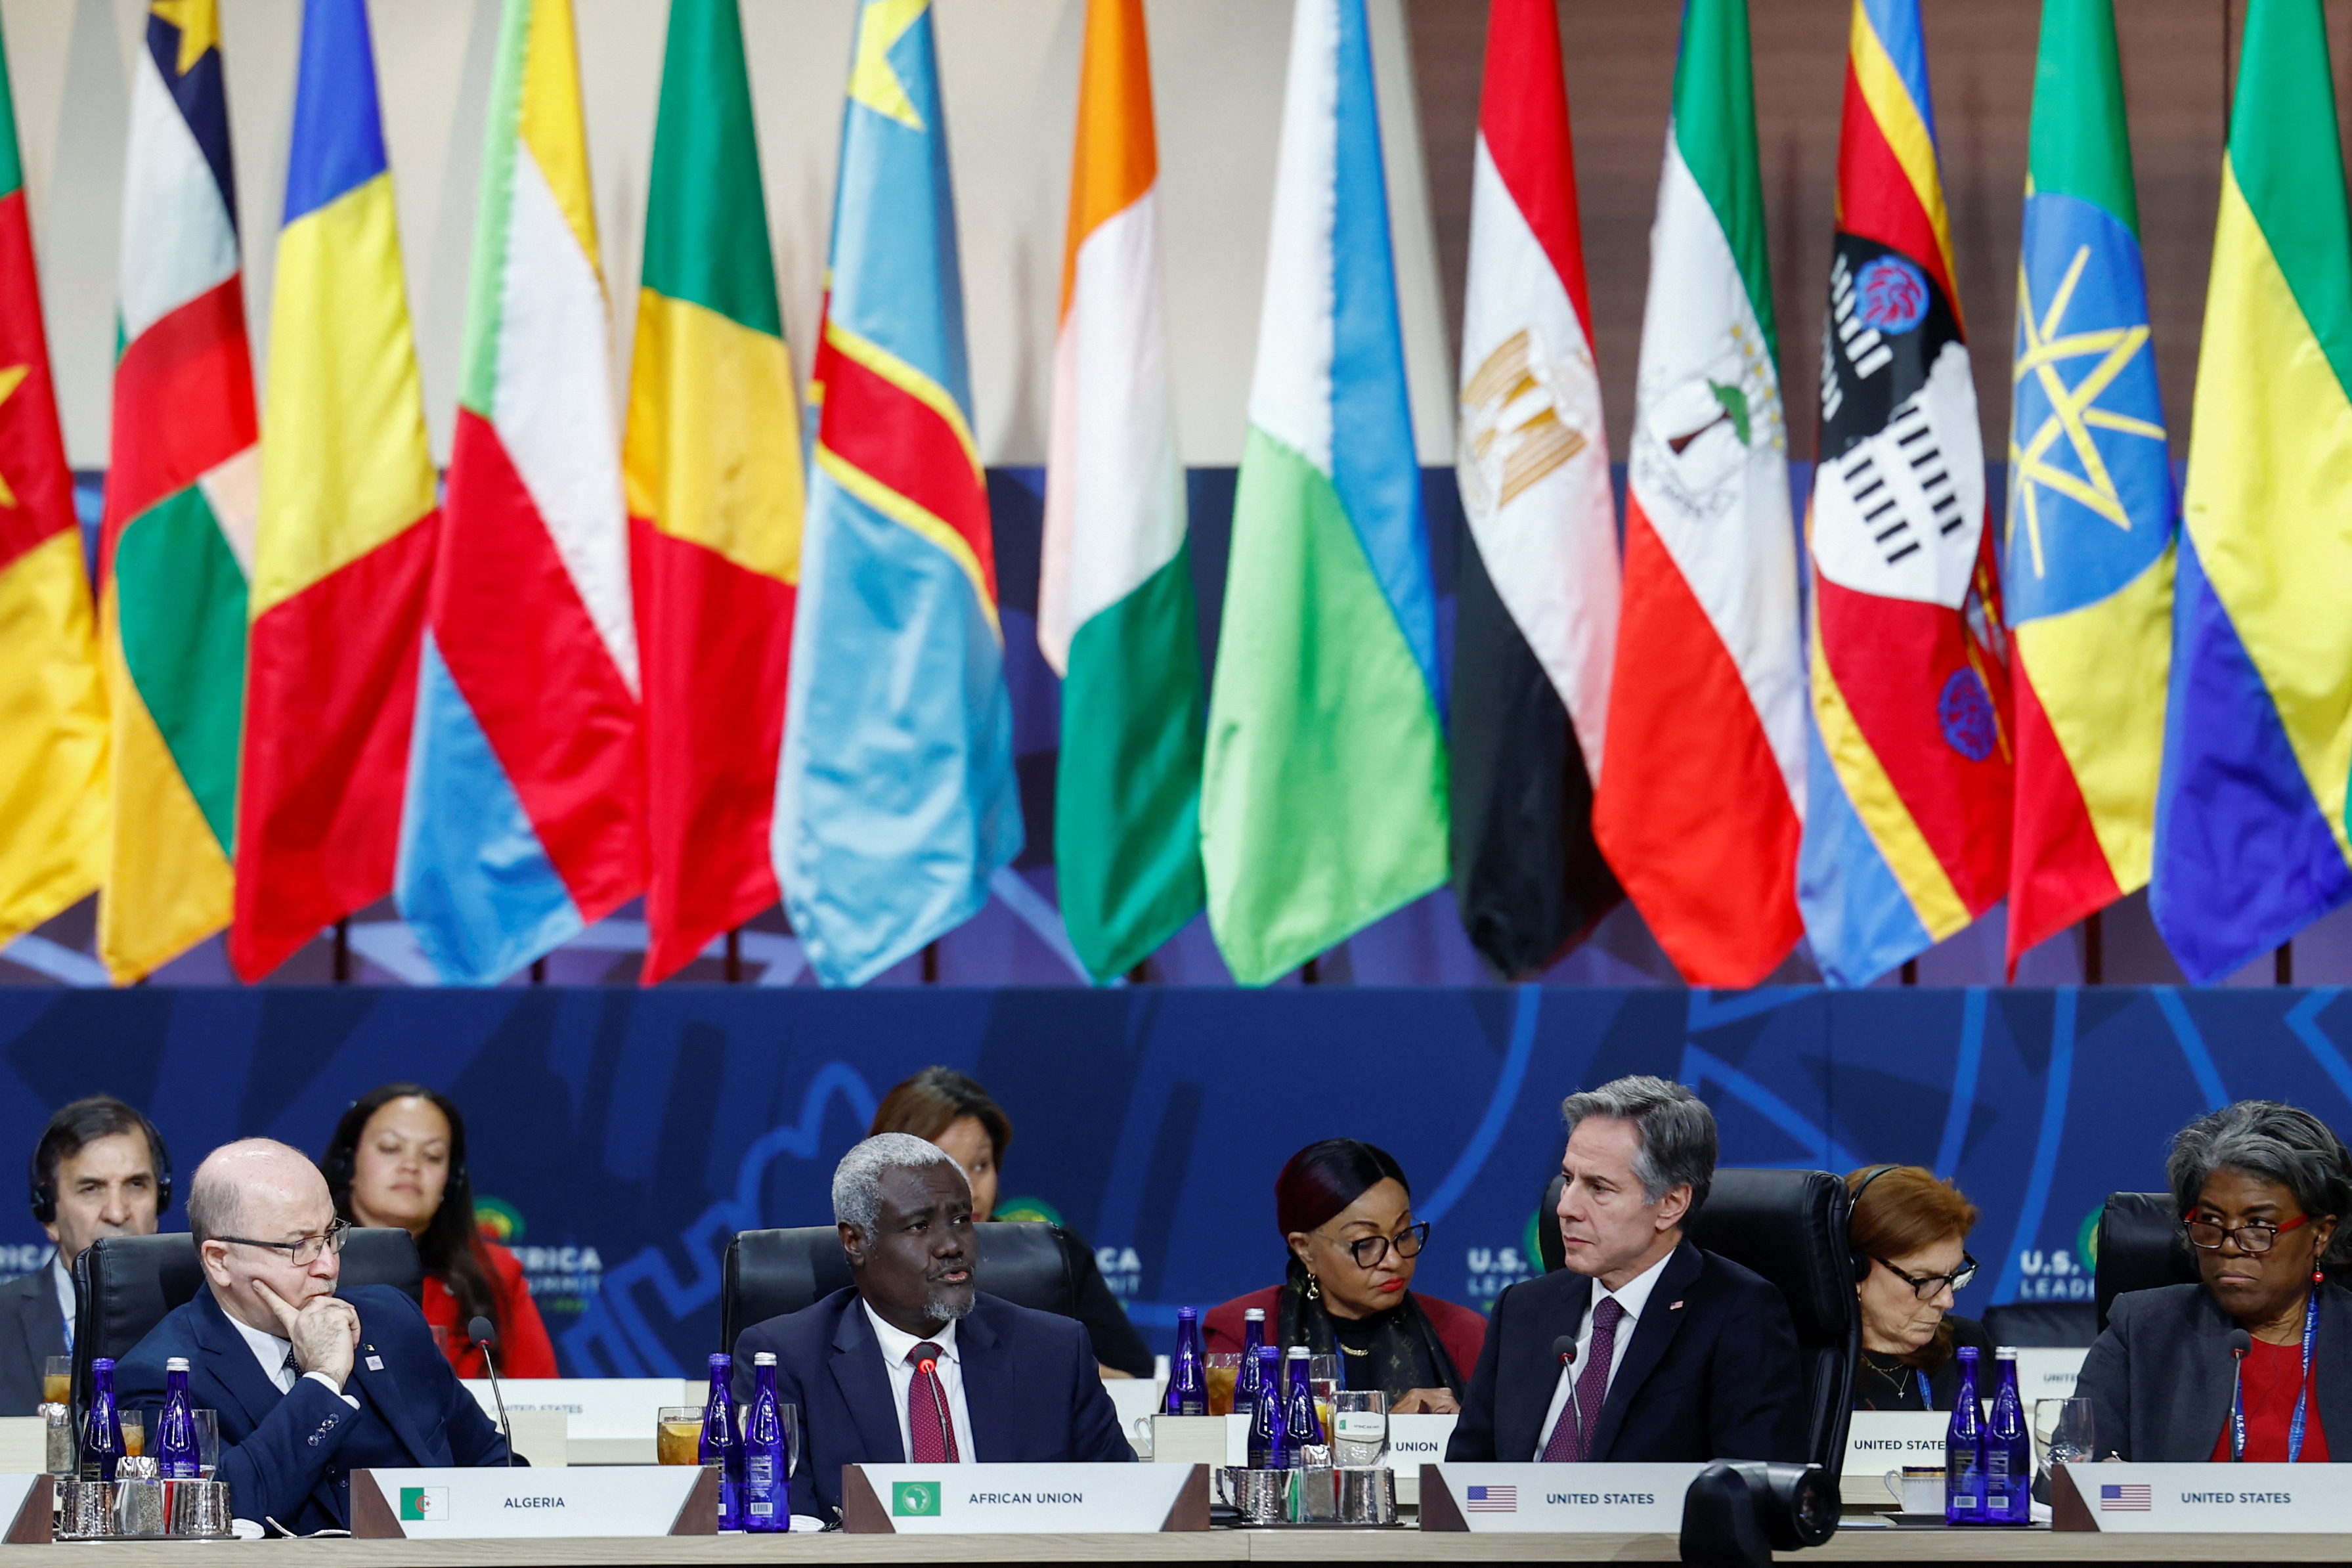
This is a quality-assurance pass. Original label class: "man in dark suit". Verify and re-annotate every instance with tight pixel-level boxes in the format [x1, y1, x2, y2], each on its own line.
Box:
[1450, 1075, 1804, 1465]
[731, 1133, 1131, 1523]
[115, 1140, 511, 1533]
[1, 1098, 170, 1414]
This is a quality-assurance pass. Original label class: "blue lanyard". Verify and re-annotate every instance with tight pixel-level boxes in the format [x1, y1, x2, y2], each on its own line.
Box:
[2232, 1291, 2320, 1463]
[1917, 1369, 1934, 1412]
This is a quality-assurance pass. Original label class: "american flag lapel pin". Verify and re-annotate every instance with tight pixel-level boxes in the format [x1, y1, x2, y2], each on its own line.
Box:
[1669, 1301, 1684, 1310]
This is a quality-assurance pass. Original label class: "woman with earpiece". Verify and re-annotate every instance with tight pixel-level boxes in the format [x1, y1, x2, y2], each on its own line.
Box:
[1848, 1164, 1993, 1410]
[320, 1083, 557, 1378]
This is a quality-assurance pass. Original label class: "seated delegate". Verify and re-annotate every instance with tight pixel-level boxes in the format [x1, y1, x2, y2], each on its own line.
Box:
[1206, 1138, 1482, 1412]
[1848, 1164, 1992, 1410]
[2077, 1099, 2352, 1461]
[1448, 1074, 1804, 1464]
[730, 1133, 1131, 1523]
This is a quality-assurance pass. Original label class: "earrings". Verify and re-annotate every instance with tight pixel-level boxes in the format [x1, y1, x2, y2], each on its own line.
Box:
[1303, 1272, 1322, 1303]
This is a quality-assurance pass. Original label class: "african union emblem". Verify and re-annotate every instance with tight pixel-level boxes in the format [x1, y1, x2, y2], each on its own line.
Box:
[1457, 324, 1597, 521]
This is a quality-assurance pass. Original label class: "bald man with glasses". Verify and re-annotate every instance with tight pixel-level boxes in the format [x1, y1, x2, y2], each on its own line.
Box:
[114, 1140, 513, 1535]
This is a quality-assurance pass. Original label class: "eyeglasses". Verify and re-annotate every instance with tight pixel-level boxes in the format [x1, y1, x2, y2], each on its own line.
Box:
[1322, 1220, 1431, 1269]
[2185, 1211, 2309, 1253]
[214, 1218, 350, 1266]
[1873, 1253, 1977, 1299]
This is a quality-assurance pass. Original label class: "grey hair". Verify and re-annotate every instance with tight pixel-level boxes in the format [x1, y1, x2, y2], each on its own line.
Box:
[2168, 1100, 2352, 1263]
[1562, 1075, 1718, 1218]
[831, 1133, 965, 1236]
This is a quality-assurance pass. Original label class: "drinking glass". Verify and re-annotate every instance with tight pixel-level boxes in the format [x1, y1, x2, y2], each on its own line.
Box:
[1204, 1353, 1242, 1416]
[1309, 1355, 1339, 1435]
[657, 1406, 703, 1466]
[192, 1410, 220, 1478]
[777, 1403, 804, 1479]
[1331, 1389, 1387, 1467]
[41, 1356, 69, 1408]
[2034, 1399, 2096, 1476]
[117, 1411, 144, 1459]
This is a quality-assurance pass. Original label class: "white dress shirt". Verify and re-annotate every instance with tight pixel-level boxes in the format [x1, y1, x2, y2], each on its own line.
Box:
[223, 1307, 359, 1409]
[1533, 1248, 1675, 1460]
[862, 1301, 975, 1464]
[52, 1255, 74, 1351]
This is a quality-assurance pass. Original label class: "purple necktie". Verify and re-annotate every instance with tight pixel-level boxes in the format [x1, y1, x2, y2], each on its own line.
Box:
[1541, 1296, 1623, 1462]
[906, 1343, 960, 1463]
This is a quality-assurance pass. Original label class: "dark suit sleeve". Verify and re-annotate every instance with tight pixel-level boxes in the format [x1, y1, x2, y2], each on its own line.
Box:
[365, 1286, 515, 1469]
[1707, 1276, 1806, 1463]
[218, 1377, 373, 1527]
[1446, 1280, 1510, 1462]
[1064, 1233, 1154, 1379]
[1060, 1315, 1135, 1464]
[2075, 1297, 2133, 1462]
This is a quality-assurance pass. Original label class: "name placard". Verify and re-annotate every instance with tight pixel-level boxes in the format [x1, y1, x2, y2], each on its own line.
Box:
[462, 1378, 687, 1464]
[350, 1465, 716, 1538]
[2014, 1347, 2086, 1401]
[841, 1463, 1209, 1533]
[1420, 1462, 1703, 1533]
[2054, 1462, 2352, 1533]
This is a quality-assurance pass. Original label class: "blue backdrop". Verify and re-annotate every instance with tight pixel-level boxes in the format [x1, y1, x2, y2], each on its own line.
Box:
[4, 986, 2348, 1373]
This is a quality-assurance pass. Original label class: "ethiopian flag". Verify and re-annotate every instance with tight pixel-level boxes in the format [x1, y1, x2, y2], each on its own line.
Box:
[2152, 0, 2352, 980]
[626, 0, 803, 986]
[98, 0, 259, 981]
[0, 15, 105, 948]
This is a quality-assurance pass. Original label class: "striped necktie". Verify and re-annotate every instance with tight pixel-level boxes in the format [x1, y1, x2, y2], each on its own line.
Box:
[906, 1342, 959, 1462]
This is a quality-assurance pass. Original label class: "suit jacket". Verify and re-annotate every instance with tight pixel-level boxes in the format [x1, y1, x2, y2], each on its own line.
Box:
[732, 1287, 1133, 1523]
[0, 1263, 66, 1416]
[1447, 1240, 1805, 1464]
[115, 1284, 513, 1532]
[2078, 1281, 2352, 1461]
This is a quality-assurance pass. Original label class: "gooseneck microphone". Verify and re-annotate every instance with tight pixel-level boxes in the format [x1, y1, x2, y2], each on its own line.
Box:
[2226, 1328, 2252, 1462]
[469, 1316, 515, 1467]
[1552, 1335, 1578, 1367]
[915, 1354, 956, 1460]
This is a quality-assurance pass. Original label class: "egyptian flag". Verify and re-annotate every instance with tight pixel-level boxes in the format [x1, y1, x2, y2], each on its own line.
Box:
[1448, 0, 1621, 979]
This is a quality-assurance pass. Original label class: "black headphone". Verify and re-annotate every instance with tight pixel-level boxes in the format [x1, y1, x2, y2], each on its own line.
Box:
[29, 1104, 174, 1226]
[1847, 1164, 1900, 1284]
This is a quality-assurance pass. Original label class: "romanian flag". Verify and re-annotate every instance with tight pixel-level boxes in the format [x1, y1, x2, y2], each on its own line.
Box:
[1798, 0, 2011, 986]
[625, 0, 803, 986]
[2003, 0, 2173, 975]
[773, 0, 1022, 987]
[1039, 0, 1204, 982]
[0, 16, 104, 948]
[397, 0, 643, 984]
[98, 0, 259, 981]
[2152, 0, 2352, 980]
[232, 0, 438, 981]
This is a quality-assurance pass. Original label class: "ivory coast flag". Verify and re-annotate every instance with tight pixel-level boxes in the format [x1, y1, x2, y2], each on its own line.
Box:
[0, 14, 105, 947]
[1039, 0, 1204, 982]
[232, 0, 439, 980]
[1592, 0, 1804, 987]
[626, 0, 803, 985]
[98, 0, 259, 980]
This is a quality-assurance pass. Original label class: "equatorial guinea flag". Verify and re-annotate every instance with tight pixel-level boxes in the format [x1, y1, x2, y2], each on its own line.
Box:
[1594, 0, 1805, 988]
[1449, 0, 1621, 980]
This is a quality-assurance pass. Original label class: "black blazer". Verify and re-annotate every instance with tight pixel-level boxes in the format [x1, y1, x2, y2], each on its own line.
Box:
[1447, 1240, 1806, 1464]
[114, 1284, 513, 1531]
[0, 1264, 66, 1416]
[732, 1286, 1133, 1523]
[2077, 1281, 2352, 1462]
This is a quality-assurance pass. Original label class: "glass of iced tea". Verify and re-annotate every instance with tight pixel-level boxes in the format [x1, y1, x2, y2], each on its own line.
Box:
[41, 1357, 68, 1408]
[656, 1406, 703, 1466]
[1204, 1354, 1242, 1416]
[118, 1411, 144, 1458]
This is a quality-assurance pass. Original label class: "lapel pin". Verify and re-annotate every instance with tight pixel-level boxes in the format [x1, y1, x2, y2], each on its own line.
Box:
[366, 1355, 384, 1371]
[1669, 1301, 1684, 1311]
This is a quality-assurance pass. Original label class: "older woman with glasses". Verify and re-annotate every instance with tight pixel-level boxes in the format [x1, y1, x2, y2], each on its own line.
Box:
[2076, 1100, 2352, 1462]
[1846, 1165, 1992, 1411]
[1205, 1139, 1483, 1414]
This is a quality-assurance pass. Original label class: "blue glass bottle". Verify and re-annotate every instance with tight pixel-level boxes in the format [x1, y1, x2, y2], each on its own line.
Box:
[1166, 1307, 1207, 1416]
[1245, 1345, 1286, 1468]
[1234, 1308, 1267, 1417]
[1985, 1348, 2030, 1524]
[81, 1357, 123, 1482]
[701, 1352, 744, 1531]
[1282, 1347, 1323, 1465]
[741, 1352, 788, 1533]
[1944, 1345, 1986, 1525]
[158, 1357, 200, 1480]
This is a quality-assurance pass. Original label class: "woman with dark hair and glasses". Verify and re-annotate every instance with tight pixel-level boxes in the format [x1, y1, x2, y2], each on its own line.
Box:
[1205, 1139, 1482, 1414]
[2077, 1100, 2352, 1462]
[320, 1084, 556, 1378]
[1846, 1165, 1990, 1411]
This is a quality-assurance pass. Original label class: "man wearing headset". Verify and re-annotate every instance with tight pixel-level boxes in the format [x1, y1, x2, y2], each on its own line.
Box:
[1, 1097, 171, 1413]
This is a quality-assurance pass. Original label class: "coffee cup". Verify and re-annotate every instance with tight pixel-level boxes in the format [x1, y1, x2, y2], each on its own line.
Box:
[1884, 1465, 1944, 1515]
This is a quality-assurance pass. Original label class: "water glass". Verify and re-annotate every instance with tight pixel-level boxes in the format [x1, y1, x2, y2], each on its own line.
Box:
[42, 1355, 70, 1408]
[192, 1410, 220, 1478]
[1204, 1353, 1242, 1416]
[656, 1406, 702, 1465]
[777, 1402, 804, 1478]
[1331, 1389, 1387, 1467]
[116, 1411, 144, 1460]
[1309, 1355, 1339, 1435]
[2034, 1397, 2096, 1490]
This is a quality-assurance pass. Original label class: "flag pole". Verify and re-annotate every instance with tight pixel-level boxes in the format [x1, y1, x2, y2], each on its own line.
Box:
[2277, 942, 2294, 986]
[332, 919, 350, 984]
[2081, 911, 2102, 986]
[725, 928, 743, 984]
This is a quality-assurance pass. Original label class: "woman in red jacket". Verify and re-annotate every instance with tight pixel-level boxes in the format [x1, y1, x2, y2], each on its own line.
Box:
[320, 1083, 557, 1378]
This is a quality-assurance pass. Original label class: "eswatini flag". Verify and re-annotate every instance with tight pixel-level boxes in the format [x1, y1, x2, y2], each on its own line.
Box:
[1594, 0, 1806, 988]
[1798, 0, 2011, 987]
[1448, 0, 1621, 980]
[232, 0, 439, 981]
[625, 0, 803, 985]
[397, 0, 643, 984]
[98, 0, 259, 981]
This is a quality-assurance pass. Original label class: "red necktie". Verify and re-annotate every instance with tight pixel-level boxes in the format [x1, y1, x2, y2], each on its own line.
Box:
[1540, 1296, 1623, 1462]
[907, 1342, 960, 1463]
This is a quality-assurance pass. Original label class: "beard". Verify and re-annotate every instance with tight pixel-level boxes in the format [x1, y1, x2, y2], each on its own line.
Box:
[925, 1280, 976, 1320]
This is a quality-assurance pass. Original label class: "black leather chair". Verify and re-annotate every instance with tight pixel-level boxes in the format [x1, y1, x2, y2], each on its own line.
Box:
[720, 1221, 1080, 1355]
[1982, 1301, 2097, 1347]
[1538, 1167, 1856, 1474]
[2094, 1190, 2198, 1334]
[72, 1228, 424, 1414]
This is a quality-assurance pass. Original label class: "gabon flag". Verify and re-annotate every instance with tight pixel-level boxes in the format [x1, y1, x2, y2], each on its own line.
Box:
[232, 0, 439, 981]
[626, 0, 803, 986]
[0, 16, 105, 948]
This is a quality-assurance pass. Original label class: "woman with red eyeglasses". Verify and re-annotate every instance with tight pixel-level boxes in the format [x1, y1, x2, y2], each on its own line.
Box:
[1847, 1164, 1992, 1411]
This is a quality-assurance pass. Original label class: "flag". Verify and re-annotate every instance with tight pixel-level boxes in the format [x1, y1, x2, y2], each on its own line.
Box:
[2003, 0, 2173, 975]
[1038, 0, 1204, 983]
[0, 14, 104, 947]
[2152, 0, 2352, 980]
[773, 0, 1022, 987]
[97, 0, 258, 981]
[230, 0, 438, 981]
[1592, 0, 1805, 987]
[626, 0, 803, 985]
[397, 0, 642, 984]
[1448, 0, 1620, 980]
[1798, 0, 2011, 987]
[1200, 0, 1447, 986]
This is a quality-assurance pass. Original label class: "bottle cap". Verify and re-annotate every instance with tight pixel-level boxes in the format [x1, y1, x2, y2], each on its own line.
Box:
[1956, 1345, 1979, 1359]
[1286, 1345, 1309, 1359]
[754, 1352, 776, 1366]
[1244, 1308, 1265, 1320]
[91, 1357, 114, 1372]
[166, 1357, 189, 1372]
[708, 1352, 732, 1368]
[1177, 1306, 1198, 1320]
[1995, 1346, 2017, 1359]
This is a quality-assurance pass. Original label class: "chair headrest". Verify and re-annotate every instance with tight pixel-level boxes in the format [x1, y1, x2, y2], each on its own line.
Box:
[722, 1222, 1078, 1355]
[2095, 1192, 2199, 1332]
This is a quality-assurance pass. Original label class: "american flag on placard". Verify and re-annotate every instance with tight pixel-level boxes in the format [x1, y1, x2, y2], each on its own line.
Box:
[1466, 1484, 1519, 1513]
[2100, 1484, 2152, 1512]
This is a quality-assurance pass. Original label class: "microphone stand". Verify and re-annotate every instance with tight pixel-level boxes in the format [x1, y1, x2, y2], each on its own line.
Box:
[470, 1316, 514, 1467]
[915, 1355, 956, 1461]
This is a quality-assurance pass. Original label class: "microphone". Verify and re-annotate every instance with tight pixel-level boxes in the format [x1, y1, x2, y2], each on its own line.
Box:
[469, 1316, 514, 1467]
[1552, 1335, 1577, 1367]
[914, 1354, 955, 1460]
[2227, 1329, 2252, 1462]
